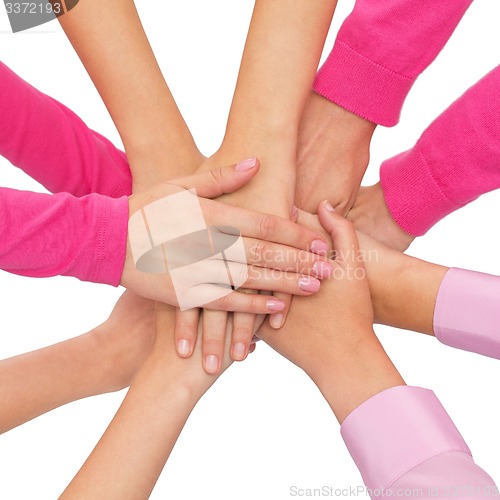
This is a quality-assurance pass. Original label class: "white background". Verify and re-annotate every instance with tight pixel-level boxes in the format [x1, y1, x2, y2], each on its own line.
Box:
[1, 1, 500, 498]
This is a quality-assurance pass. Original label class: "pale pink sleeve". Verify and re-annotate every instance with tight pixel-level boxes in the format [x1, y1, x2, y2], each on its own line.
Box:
[313, 0, 473, 126]
[0, 187, 128, 286]
[380, 66, 500, 236]
[341, 386, 497, 499]
[434, 268, 500, 360]
[0, 60, 131, 198]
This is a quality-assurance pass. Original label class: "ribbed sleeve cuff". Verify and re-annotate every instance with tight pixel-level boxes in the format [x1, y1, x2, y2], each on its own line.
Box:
[434, 268, 500, 360]
[380, 148, 463, 236]
[313, 41, 414, 127]
[341, 386, 471, 494]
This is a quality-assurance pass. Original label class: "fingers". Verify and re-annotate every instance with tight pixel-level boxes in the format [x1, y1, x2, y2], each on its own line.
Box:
[205, 204, 328, 255]
[269, 292, 292, 329]
[243, 238, 333, 278]
[243, 267, 321, 295]
[174, 308, 199, 358]
[317, 200, 360, 265]
[202, 310, 228, 374]
[207, 288, 286, 314]
[231, 311, 256, 361]
[173, 158, 260, 199]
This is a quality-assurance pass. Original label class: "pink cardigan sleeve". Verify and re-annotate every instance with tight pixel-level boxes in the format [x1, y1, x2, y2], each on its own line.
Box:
[0, 61, 131, 285]
[0, 60, 131, 198]
[313, 0, 473, 126]
[0, 188, 128, 286]
[380, 65, 500, 236]
[341, 386, 497, 499]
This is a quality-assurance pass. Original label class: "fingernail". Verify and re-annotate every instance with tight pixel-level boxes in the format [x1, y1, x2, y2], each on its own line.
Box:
[313, 260, 333, 278]
[270, 313, 284, 329]
[311, 239, 328, 255]
[204, 355, 219, 374]
[323, 200, 335, 212]
[267, 299, 285, 312]
[291, 205, 298, 219]
[299, 276, 321, 293]
[236, 157, 257, 172]
[233, 342, 247, 360]
[177, 339, 190, 357]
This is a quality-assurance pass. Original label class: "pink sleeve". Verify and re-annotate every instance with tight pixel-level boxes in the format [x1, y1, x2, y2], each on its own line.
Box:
[0, 61, 131, 198]
[341, 386, 497, 499]
[434, 268, 500, 360]
[0, 187, 128, 286]
[380, 65, 500, 236]
[313, 0, 473, 126]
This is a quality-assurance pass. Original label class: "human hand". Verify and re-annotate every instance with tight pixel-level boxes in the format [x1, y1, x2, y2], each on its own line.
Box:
[122, 159, 330, 313]
[295, 93, 376, 215]
[257, 201, 374, 379]
[347, 182, 415, 251]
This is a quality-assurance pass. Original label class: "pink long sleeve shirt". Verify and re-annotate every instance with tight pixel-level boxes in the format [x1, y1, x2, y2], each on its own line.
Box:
[0, 61, 131, 285]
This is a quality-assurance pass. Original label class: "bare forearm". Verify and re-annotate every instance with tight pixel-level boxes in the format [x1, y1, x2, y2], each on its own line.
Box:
[61, 356, 196, 500]
[59, 0, 200, 184]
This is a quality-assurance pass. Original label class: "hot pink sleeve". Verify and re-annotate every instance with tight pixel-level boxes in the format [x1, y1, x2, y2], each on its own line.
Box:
[0, 61, 131, 198]
[380, 65, 500, 236]
[341, 386, 497, 499]
[313, 0, 473, 126]
[0, 187, 128, 286]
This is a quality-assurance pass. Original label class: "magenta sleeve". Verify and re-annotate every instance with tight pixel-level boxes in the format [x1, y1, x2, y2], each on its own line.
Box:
[313, 0, 473, 126]
[0, 61, 131, 198]
[341, 386, 496, 497]
[380, 65, 500, 236]
[434, 268, 500, 360]
[0, 188, 129, 286]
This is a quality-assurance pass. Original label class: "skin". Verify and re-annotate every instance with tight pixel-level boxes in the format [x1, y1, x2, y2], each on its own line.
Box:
[178, 0, 339, 374]
[60, 206, 405, 498]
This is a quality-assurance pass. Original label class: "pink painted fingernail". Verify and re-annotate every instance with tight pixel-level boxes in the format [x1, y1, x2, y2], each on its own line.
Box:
[270, 313, 284, 329]
[291, 205, 298, 220]
[323, 200, 335, 212]
[267, 299, 285, 312]
[310, 239, 328, 255]
[177, 339, 190, 357]
[313, 260, 333, 278]
[236, 157, 257, 172]
[299, 276, 321, 293]
[233, 342, 247, 360]
[204, 355, 219, 374]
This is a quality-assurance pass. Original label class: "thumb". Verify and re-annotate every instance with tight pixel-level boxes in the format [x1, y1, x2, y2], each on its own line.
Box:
[175, 157, 260, 199]
[317, 200, 360, 265]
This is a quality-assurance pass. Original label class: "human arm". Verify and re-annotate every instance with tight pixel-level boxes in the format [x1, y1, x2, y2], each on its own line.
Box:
[0, 292, 154, 435]
[295, 0, 473, 214]
[58, 0, 203, 189]
[258, 204, 497, 496]
[59, 303, 239, 499]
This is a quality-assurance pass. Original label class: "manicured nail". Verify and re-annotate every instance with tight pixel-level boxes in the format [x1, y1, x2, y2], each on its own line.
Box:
[177, 339, 190, 357]
[267, 299, 285, 312]
[291, 205, 298, 220]
[235, 157, 257, 172]
[313, 260, 333, 278]
[310, 239, 328, 255]
[323, 200, 335, 212]
[270, 313, 284, 329]
[299, 276, 321, 293]
[204, 355, 219, 374]
[233, 342, 247, 360]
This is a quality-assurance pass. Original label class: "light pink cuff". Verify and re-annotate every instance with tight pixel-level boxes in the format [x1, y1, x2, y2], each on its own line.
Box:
[313, 41, 414, 127]
[434, 268, 500, 360]
[380, 148, 464, 237]
[341, 386, 470, 494]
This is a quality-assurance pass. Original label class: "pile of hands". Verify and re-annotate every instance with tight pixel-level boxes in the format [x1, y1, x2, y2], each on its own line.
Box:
[112, 91, 408, 401]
